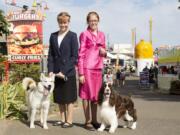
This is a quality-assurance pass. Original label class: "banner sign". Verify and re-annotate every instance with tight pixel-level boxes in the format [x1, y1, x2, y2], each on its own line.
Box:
[9, 55, 42, 61]
[7, 10, 44, 62]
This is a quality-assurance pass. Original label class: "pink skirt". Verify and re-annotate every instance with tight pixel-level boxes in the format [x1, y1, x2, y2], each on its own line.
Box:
[79, 69, 102, 102]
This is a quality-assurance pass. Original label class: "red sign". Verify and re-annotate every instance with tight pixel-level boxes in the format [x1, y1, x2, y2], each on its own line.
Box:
[7, 10, 44, 62]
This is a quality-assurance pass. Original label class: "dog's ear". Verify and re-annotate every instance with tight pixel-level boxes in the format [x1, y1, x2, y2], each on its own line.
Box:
[40, 73, 45, 80]
[109, 90, 116, 107]
[98, 83, 105, 106]
[51, 74, 55, 82]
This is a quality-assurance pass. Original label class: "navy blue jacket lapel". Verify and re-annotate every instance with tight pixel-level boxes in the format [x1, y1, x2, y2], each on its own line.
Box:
[59, 31, 70, 52]
[54, 32, 61, 56]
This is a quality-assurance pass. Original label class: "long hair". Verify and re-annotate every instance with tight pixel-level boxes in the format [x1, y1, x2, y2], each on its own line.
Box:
[98, 83, 105, 106]
[109, 89, 116, 106]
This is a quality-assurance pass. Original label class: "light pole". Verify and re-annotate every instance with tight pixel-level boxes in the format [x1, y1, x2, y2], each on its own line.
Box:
[149, 17, 152, 45]
[131, 28, 136, 59]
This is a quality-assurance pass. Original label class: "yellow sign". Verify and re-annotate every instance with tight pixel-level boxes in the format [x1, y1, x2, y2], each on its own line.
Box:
[6, 10, 43, 21]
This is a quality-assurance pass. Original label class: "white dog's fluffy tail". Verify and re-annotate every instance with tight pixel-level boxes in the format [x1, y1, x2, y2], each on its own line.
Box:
[22, 77, 36, 91]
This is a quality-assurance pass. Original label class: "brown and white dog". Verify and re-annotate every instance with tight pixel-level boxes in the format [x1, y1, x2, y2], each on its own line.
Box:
[98, 82, 137, 133]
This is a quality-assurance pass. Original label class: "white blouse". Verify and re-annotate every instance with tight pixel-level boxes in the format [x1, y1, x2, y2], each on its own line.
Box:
[58, 30, 69, 48]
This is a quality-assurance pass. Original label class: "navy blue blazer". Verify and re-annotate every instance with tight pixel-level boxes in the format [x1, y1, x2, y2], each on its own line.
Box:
[47, 31, 78, 77]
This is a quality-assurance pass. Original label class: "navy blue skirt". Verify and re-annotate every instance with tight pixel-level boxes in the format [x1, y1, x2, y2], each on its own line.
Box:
[53, 75, 77, 104]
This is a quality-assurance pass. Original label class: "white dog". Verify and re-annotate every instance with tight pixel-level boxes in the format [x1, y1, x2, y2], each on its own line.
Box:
[22, 73, 55, 129]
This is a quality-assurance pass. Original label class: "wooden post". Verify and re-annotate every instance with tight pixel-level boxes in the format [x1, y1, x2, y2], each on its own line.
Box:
[4, 61, 9, 82]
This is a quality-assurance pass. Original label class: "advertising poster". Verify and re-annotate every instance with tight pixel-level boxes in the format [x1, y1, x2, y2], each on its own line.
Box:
[6, 10, 44, 62]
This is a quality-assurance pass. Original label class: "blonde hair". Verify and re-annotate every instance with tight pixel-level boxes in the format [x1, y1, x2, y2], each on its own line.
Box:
[57, 12, 71, 23]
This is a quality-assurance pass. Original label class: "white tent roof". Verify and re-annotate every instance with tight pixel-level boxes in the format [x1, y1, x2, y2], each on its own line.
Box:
[107, 52, 132, 60]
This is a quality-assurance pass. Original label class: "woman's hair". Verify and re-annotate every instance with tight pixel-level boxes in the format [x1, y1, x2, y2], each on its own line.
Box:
[57, 12, 71, 23]
[86, 11, 100, 23]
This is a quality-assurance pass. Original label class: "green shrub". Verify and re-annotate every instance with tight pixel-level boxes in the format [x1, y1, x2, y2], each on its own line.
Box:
[170, 80, 180, 95]
[0, 82, 26, 120]
[9, 63, 40, 84]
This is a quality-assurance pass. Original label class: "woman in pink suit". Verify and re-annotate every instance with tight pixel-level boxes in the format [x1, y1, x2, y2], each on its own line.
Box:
[78, 11, 106, 130]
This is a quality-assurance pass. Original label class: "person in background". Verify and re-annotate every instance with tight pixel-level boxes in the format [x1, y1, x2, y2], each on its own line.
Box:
[153, 64, 159, 87]
[120, 69, 126, 86]
[48, 12, 78, 128]
[78, 11, 107, 131]
[149, 65, 154, 83]
[103, 69, 113, 85]
[143, 66, 149, 72]
[116, 69, 121, 87]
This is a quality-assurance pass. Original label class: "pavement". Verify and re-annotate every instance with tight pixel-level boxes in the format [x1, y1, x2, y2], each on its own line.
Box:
[0, 76, 180, 135]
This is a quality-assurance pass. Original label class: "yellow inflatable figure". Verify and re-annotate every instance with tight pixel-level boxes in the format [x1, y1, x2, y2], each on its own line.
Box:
[135, 39, 153, 59]
[135, 40, 154, 76]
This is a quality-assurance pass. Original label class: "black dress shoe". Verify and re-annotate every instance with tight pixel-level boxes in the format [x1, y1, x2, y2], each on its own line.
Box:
[84, 123, 95, 131]
[53, 121, 64, 126]
[91, 122, 100, 129]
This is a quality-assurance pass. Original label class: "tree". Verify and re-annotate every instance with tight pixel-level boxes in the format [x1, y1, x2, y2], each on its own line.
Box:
[0, 9, 9, 36]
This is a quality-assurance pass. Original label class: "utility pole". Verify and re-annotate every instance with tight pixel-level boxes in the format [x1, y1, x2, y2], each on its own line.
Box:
[132, 28, 136, 55]
[131, 27, 136, 65]
[149, 17, 152, 45]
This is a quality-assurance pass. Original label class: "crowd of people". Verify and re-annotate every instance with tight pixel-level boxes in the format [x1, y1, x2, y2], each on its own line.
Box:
[103, 65, 131, 87]
[142, 64, 180, 84]
[142, 64, 158, 84]
[160, 65, 179, 75]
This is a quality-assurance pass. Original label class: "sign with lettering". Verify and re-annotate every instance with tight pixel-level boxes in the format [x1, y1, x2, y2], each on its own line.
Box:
[6, 10, 44, 62]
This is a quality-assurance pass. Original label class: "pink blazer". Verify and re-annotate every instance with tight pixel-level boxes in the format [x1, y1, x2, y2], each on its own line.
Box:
[78, 28, 106, 75]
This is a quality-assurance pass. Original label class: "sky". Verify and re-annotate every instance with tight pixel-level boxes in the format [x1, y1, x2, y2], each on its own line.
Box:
[0, 0, 180, 48]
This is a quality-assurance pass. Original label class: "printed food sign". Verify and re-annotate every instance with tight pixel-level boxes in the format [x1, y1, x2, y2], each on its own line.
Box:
[6, 10, 44, 62]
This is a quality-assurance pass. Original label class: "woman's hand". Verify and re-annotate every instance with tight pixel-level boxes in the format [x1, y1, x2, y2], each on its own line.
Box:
[99, 47, 106, 56]
[79, 75, 85, 84]
[49, 72, 54, 77]
[56, 72, 65, 79]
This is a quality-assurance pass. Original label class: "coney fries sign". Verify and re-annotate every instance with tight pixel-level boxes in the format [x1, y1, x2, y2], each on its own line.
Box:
[7, 10, 44, 62]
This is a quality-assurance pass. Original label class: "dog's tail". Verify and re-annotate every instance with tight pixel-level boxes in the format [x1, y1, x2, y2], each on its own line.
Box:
[22, 77, 36, 91]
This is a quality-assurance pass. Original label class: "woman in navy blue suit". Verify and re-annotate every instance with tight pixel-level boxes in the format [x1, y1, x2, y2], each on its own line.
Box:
[47, 12, 78, 128]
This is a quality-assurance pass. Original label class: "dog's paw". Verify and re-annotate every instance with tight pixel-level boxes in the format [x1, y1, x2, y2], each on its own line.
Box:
[43, 125, 48, 129]
[97, 128, 104, 132]
[130, 122, 137, 130]
[30, 125, 35, 129]
[130, 126, 136, 130]
[109, 129, 115, 134]
[122, 125, 128, 128]
[130, 125, 136, 130]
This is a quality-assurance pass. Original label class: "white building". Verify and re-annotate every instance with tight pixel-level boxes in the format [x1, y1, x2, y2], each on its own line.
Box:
[106, 43, 134, 66]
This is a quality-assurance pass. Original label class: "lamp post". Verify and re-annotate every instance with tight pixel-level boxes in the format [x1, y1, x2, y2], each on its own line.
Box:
[131, 28, 136, 60]
[149, 17, 152, 45]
